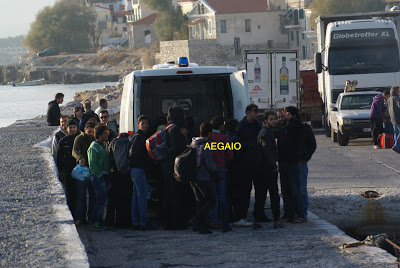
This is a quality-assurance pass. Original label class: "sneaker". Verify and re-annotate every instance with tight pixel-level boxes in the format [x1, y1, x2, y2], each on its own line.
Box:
[373, 145, 379, 149]
[273, 221, 284, 229]
[232, 219, 252, 227]
[93, 222, 103, 231]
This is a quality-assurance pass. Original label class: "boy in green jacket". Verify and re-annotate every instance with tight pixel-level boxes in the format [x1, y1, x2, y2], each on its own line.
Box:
[88, 124, 110, 230]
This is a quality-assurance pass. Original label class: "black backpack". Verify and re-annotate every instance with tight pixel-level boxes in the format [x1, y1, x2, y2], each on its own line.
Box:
[174, 142, 204, 184]
[109, 136, 131, 175]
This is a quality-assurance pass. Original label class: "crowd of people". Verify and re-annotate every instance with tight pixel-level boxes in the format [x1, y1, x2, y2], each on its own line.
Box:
[47, 92, 317, 233]
[370, 86, 400, 151]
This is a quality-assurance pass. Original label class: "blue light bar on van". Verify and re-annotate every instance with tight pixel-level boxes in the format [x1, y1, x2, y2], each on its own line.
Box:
[178, 57, 189, 67]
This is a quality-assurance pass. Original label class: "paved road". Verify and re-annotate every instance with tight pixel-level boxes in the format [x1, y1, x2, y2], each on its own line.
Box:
[77, 130, 398, 267]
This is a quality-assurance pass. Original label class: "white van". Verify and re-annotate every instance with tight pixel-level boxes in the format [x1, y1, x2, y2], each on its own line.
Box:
[119, 58, 249, 134]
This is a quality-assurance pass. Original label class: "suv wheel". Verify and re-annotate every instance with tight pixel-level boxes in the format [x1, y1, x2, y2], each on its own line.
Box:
[331, 127, 337, 142]
[338, 131, 349, 146]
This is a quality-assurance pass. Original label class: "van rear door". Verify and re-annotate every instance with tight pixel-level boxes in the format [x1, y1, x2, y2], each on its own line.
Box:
[230, 70, 248, 120]
[119, 72, 135, 134]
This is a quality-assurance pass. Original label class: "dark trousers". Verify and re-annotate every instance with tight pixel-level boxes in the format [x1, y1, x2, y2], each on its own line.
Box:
[161, 161, 186, 229]
[190, 180, 217, 231]
[280, 162, 303, 220]
[370, 117, 384, 145]
[228, 165, 241, 222]
[236, 167, 253, 220]
[63, 172, 75, 217]
[253, 167, 280, 221]
[105, 173, 132, 227]
[74, 179, 96, 222]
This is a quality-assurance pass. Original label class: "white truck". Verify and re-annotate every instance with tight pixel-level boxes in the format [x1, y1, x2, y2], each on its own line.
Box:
[244, 50, 300, 111]
[314, 12, 400, 138]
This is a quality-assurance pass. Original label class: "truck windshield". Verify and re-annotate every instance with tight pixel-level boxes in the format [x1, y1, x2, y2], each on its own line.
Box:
[328, 45, 399, 75]
[340, 94, 377, 110]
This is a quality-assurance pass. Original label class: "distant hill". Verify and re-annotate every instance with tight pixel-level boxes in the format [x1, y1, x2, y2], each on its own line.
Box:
[0, 35, 24, 49]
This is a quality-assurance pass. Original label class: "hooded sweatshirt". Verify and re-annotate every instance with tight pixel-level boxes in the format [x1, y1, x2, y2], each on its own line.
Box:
[165, 106, 187, 162]
[370, 94, 384, 121]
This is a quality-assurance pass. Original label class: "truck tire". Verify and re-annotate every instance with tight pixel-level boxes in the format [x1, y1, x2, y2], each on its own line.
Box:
[331, 127, 337, 142]
[338, 131, 349, 146]
[325, 116, 331, 137]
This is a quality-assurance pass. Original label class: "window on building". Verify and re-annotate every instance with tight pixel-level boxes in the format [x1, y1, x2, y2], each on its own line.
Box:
[123, 16, 127, 23]
[290, 31, 294, 41]
[245, 19, 251, 32]
[145, 30, 151, 44]
[109, 4, 114, 11]
[123, 27, 127, 32]
[296, 31, 300, 47]
[299, 9, 304, 19]
[106, 15, 109, 20]
[294, 10, 299, 25]
[258, 25, 261, 29]
[201, 4, 205, 14]
[234, 37, 241, 55]
[302, 45, 306, 59]
[208, 20, 212, 35]
[220, 20, 226, 33]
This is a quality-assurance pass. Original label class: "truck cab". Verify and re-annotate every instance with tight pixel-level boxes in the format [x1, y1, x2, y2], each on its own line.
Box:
[119, 57, 249, 134]
[330, 91, 381, 146]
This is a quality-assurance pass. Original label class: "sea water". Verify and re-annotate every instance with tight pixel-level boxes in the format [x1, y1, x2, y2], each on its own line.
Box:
[0, 82, 116, 128]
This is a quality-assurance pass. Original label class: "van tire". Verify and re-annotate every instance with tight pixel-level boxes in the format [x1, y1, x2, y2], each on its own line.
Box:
[338, 131, 349, 146]
[331, 127, 337, 142]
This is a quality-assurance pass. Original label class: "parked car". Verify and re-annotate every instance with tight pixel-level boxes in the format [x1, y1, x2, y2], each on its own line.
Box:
[37, 48, 60, 57]
[330, 91, 382, 146]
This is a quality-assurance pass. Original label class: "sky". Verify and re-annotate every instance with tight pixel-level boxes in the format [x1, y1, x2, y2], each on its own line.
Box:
[0, 0, 58, 38]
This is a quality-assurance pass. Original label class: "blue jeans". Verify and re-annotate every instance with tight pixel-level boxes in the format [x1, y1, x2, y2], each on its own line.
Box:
[130, 168, 148, 226]
[91, 175, 109, 223]
[74, 179, 96, 222]
[393, 125, 400, 150]
[208, 168, 230, 230]
[299, 162, 308, 217]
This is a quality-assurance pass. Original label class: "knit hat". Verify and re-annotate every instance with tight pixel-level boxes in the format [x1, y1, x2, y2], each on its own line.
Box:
[67, 119, 78, 128]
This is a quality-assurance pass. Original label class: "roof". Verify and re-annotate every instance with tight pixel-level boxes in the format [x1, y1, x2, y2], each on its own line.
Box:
[112, 10, 135, 17]
[90, 5, 111, 11]
[132, 13, 158, 25]
[188, 19, 204, 25]
[202, 0, 276, 14]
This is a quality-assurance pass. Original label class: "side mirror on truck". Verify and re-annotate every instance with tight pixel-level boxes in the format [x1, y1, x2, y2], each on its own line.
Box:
[315, 53, 322, 74]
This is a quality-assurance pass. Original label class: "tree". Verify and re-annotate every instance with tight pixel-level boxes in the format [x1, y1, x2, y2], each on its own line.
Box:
[310, 0, 386, 29]
[143, 0, 188, 41]
[24, 0, 95, 52]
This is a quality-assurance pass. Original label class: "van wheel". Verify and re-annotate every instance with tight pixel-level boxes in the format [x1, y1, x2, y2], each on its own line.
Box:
[338, 131, 349, 146]
[331, 127, 337, 142]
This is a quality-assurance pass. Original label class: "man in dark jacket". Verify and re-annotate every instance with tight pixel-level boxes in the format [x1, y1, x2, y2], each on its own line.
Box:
[387, 86, 400, 153]
[47, 93, 64, 126]
[276, 106, 306, 223]
[99, 110, 118, 143]
[190, 122, 216, 234]
[57, 119, 80, 216]
[129, 115, 155, 231]
[256, 111, 282, 228]
[52, 116, 69, 163]
[72, 120, 97, 223]
[236, 104, 262, 226]
[79, 100, 100, 132]
[161, 106, 188, 230]
[370, 92, 389, 149]
[300, 121, 316, 221]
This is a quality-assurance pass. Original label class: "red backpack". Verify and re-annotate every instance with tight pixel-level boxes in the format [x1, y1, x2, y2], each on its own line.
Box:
[146, 124, 177, 160]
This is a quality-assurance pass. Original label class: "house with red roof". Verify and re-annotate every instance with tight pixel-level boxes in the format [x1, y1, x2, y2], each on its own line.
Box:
[187, 0, 288, 53]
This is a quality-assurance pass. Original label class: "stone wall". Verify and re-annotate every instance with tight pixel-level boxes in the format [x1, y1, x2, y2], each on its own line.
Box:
[156, 39, 289, 69]
[131, 24, 157, 49]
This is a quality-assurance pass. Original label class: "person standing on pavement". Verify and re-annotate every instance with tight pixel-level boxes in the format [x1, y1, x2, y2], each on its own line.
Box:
[51, 115, 69, 163]
[161, 106, 188, 230]
[256, 111, 283, 228]
[190, 122, 217, 234]
[276, 106, 306, 223]
[370, 91, 389, 149]
[383, 90, 394, 136]
[208, 116, 233, 232]
[95, 99, 108, 115]
[72, 121, 97, 224]
[299, 118, 316, 221]
[129, 115, 155, 231]
[47, 93, 64, 126]
[70, 106, 83, 126]
[57, 119, 80, 217]
[99, 110, 118, 143]
[387, 86, 400, 153]
[79, 100, 100, 132]
[88, 124, 110, 230]
[236, 104, 262, 226]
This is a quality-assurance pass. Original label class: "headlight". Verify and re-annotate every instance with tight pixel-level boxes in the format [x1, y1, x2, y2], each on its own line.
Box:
[340, 118, 352, 125]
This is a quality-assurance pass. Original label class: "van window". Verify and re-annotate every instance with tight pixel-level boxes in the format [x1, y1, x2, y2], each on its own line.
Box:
[161, 98, 192, 114]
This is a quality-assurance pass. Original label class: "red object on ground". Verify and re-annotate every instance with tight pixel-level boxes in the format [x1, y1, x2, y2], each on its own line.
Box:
[378, 134, 394, 149]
